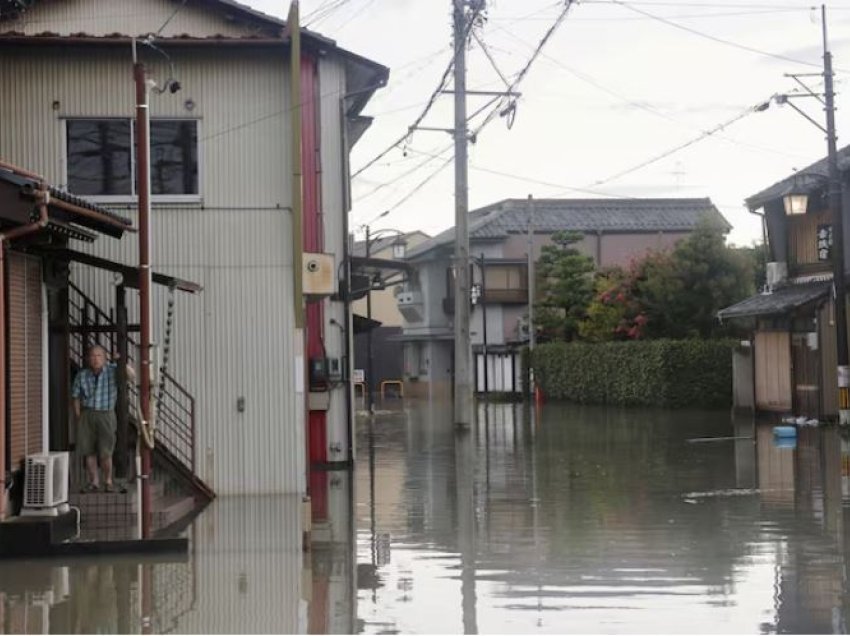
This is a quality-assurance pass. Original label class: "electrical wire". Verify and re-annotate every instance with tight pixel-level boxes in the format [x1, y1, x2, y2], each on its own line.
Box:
[472, 30, 511, 88]
[351, 2, 486, 179]
[493, 25, 808, 161]
[584, 100, 770, 189]
[474, 0, 576, 133]
[610, 0, 828, 70]
[305, 0, 353, 27]
[354, 1, 577, 223]
[582, 0, 842, 9]
[470, 164, 633, 198]
[354, 143, 454, 202]
[155, 0, 188, 36]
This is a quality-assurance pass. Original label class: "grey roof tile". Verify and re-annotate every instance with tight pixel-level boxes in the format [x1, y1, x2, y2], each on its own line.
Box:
[407, 198, 728, 259]
[717, 281, 831, 320]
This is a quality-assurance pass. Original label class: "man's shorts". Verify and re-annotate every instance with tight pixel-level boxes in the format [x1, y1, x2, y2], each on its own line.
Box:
[78, 410, 117, 458]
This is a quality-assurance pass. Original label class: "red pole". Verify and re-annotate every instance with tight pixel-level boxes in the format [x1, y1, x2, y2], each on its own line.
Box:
[134, 44, 153, 539]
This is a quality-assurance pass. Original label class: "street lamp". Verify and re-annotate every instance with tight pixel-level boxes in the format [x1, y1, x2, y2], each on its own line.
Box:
[362, 224, 407, 414]
[783, 192, 809, 216]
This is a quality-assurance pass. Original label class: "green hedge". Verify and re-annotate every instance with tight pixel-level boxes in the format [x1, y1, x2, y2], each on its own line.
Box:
[530, 339, 735, 408]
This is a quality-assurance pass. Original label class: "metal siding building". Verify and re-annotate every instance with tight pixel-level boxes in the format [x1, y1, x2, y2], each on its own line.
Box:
[0, 1, 384, 495]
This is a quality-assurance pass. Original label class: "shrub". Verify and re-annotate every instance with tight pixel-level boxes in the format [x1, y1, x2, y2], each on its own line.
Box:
[530, 339, 734, 408]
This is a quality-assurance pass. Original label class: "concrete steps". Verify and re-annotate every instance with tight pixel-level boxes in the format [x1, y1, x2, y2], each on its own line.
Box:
[69, 481, 193, 534]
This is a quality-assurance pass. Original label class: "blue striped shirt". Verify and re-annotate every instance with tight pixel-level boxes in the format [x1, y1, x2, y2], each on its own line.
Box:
[72, 363, 118, 411]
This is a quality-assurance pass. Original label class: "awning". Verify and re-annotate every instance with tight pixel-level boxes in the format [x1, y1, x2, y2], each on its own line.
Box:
[32, 247, 202, 293]
[353, 314, 382, 334]
[718, 281, 831, 321]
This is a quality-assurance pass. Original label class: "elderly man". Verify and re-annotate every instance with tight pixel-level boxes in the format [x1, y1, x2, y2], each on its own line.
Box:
[71, 345, 135, 493]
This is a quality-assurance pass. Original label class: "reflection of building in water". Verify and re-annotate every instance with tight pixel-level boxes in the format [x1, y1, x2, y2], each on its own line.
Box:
[175, 496, 305, 633]
[751, 423, 850, 634]
[309, 471, 358, 635]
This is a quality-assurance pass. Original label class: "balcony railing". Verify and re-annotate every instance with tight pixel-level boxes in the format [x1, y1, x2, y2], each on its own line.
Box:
[443, 288, 528, 314]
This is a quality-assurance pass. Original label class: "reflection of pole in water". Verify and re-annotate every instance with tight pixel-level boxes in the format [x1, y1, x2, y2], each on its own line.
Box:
[140, 563, 153, 634]
[368, 419, 377, 604]
[455, 428, 477, 634]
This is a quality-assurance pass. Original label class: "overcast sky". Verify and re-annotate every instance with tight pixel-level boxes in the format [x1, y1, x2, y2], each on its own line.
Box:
[248, 0, 850, 246]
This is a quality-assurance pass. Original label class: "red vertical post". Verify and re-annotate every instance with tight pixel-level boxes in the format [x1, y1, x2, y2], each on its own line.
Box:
[134, 46, 153, 539]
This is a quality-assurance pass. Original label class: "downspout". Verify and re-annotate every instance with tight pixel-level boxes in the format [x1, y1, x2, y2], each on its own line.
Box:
[338, 96, 354, 463]
[289, 2, 304, 330]
[0, 187, 49, 519]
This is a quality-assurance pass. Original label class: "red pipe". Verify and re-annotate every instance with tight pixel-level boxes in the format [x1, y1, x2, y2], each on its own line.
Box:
[134, 54, 154, 539]
[0, 190, 49, 519]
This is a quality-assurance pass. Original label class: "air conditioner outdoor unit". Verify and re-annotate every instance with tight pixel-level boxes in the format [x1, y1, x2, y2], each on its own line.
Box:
[21, 452, 70, 517]
[766, 261, 788, 290]
[397, 291, 424, 323]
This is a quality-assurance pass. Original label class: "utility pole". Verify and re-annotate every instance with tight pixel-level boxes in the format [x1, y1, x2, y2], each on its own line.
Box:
[133, 41, 153, 539]
[365, 225, 375, 414]
[823, 5, 850, 425]
[453, 0, 472, 427]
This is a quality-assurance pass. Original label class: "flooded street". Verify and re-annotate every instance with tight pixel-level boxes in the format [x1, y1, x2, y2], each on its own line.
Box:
[355, 402, 850, 634]
[2, 401, 850, 633]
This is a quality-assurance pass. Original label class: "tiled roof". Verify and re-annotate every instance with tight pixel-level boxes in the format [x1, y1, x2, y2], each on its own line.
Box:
[746, 144, 850, 209]
[407, 198, 729, 260]
[0, 168, 131, 226]
[717, 281, 831, 320]
[351, 231, 429, 257]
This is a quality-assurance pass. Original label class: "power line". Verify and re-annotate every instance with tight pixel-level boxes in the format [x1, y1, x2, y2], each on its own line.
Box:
[353, 1, 577, 224]
[472, 31, 511, 88]
[469, 164, 633, 198]
[610, 0, 827, 70]
[583, 0, 842, 9]
[354, 144, 454, 202]
[494, 25, 808, 161]
[351, 2, 486, 179]
[304, 0, 353, 26]
[474, 0, 576, 132]
[585, 100, 770, 189]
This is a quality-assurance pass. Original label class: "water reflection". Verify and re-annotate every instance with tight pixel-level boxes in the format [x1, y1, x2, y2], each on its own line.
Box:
[4, 403, 850, 633]
[355, 402, 850, 634]
[0, 492, 357, 634]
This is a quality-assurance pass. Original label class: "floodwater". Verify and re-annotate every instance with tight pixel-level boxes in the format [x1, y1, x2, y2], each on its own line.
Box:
[2, 401, 850, 633]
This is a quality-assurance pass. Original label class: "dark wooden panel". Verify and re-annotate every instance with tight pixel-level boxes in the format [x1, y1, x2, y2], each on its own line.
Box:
[8, 251, 43, 466]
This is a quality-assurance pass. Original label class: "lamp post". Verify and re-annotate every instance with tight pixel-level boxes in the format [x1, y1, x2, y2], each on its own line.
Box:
[773, 5, 849, 424]
[362, 222, 407, 414]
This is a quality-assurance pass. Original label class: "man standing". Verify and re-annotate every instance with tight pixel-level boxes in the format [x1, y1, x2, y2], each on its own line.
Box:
[72, 345, 135, 492]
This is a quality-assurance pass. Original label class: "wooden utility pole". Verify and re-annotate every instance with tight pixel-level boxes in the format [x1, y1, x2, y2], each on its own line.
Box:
[453, 0, 472, 427]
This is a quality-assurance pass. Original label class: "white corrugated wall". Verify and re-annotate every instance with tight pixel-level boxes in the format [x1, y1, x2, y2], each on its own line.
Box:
[0, 45, 310, 495]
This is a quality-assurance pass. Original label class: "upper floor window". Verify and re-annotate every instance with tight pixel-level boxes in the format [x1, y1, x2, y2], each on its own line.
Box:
[66, 118, 199, 199]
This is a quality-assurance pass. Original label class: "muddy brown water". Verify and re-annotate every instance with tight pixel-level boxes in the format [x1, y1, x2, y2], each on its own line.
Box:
[1, 401, 849, 634]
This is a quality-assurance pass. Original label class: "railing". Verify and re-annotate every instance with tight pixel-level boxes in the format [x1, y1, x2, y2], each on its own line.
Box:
[68, 283, 197, 476]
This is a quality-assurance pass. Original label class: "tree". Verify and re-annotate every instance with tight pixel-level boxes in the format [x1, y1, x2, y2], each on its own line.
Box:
[535, 231, 596, 341]
[639, 222, 755, 339]
[578, 224, 758, 341]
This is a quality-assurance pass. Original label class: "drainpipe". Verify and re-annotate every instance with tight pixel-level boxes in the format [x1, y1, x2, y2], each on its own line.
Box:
[0, 187, 49, 519]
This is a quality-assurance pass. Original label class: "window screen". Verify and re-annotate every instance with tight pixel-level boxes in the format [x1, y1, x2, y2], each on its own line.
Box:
[150, 120, 198, 195]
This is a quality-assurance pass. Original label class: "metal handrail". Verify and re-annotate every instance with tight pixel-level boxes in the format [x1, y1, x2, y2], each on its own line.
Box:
[68, 283, 197, 475]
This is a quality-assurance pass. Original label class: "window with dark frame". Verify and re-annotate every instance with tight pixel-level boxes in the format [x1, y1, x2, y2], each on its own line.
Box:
[66, 118, 199, 197]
